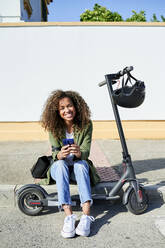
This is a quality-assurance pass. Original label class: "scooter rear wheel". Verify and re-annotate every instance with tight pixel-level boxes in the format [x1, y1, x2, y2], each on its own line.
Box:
[17, 187, 44, 216]
[126, 187, 148, 215]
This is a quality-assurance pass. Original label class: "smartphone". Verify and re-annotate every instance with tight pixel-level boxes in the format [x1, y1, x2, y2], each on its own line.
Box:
[62, 138, 74, 146]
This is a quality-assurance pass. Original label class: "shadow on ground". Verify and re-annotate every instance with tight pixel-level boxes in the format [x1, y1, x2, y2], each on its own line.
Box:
[112, 158, 165, 184]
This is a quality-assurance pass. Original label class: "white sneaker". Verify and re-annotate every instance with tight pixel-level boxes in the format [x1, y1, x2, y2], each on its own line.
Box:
[76, 215, 95, 237]
[61, 214, 76, 238]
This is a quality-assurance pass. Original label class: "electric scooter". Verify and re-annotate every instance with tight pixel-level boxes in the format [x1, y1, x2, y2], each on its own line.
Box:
[16, 66, 148, 216]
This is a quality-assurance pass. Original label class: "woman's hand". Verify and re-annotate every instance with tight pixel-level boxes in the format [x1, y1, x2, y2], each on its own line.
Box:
[69, 144, 81, 158]
[57, 145, 70, 160]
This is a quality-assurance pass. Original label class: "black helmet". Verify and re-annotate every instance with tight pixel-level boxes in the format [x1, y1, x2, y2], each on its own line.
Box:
[113, 71, 145, 108]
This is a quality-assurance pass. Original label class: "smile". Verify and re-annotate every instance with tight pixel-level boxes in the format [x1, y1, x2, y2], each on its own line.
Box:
[64, 113, 73, 118]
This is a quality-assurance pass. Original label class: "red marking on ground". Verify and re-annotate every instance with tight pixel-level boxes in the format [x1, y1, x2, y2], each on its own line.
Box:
[89, 141, 119, 182]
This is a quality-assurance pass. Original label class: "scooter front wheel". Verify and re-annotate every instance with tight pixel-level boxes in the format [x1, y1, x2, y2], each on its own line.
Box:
[126, 187, 148, 215]
[17, 187, 45, 216]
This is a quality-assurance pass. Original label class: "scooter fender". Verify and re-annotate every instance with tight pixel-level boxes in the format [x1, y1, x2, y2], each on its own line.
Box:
[16, 184, 48, 198]
[122, 186, 133, 206]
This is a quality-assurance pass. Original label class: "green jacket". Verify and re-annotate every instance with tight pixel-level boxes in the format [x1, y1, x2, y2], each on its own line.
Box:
[40, 121, 100, 186]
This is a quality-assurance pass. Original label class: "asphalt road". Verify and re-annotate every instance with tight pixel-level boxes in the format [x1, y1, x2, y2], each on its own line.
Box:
[1, 139, 165, 247]
[1, 139, 165, 185]
[0, 200, 165, 248]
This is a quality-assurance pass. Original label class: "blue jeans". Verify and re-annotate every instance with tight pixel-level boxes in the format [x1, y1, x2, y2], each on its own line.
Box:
[50, 159, 92, 207]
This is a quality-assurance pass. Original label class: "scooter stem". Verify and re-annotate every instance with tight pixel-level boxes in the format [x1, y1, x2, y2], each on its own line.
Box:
[105, 74, 129, 157]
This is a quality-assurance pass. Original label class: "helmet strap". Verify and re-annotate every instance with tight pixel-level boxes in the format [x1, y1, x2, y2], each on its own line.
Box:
[122, 71, 139, 90]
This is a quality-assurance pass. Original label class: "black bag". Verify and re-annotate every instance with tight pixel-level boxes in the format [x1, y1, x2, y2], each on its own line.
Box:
[31, 156, 53, 179]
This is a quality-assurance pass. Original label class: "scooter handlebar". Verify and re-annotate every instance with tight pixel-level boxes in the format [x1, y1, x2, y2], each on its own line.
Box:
[98, 80, 106, 87]
[117, 66, 134, 76]
[98, 66, 134, 87]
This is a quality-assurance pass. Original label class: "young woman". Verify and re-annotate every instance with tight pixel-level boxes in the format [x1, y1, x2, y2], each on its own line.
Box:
[40, 90, 100, 238]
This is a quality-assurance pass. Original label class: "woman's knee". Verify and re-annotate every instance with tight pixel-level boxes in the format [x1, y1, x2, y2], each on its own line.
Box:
[74, 160, 89, 174]
[50, 160, 68, 178]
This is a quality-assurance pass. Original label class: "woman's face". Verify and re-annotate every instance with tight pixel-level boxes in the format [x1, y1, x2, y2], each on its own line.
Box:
[58, 97, 76, 125]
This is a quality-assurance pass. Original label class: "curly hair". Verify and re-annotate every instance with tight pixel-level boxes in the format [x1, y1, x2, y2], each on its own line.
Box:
[40, 90, 91, 139]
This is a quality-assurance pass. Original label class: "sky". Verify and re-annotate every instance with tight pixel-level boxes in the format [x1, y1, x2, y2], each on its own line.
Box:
[47, 0, 165, 22]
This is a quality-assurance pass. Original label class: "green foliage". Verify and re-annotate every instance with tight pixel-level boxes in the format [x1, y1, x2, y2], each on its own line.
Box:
[80, 4, 123, 22]
[151, 13, 159, 22]
[125, 10, 146, 22]
[161, 15, 165, 22]
[151, 13, 165, 22]
[80, 4, 165, 22]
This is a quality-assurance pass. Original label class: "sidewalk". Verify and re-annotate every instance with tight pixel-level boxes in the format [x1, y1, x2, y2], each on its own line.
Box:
[0, 139, 165, 236]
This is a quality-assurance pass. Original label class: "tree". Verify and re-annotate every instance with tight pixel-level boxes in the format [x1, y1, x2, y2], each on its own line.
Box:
[151, 13, 165, 22]
[161, 15, 165, 22]
[126, 10, 146, 22]
[80, 4, 165, 22]
[80, 4, 123, 22]
[151, 13, 159, 22]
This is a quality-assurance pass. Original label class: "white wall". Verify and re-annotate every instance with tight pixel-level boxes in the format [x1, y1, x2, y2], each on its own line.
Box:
[0, 0, 21, 22]
[0, 23, 165, 121]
